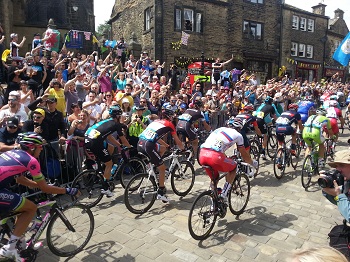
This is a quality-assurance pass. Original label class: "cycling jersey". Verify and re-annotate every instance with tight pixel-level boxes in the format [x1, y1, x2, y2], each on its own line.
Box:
[235, 113, 258, 133]
[298, 100, 316, 123]
[139, 119, 176, 143]
[177, 108, 205, 141]
[201, 127, 244, 153]
[275, 110, 301, 126]
[0, 150, 44, 188]
[177, 108, 205, 123]
[302, 115, 331, 146]
[254, 103, 277, 124]
[326, 107, 342, 119]
[85, 118, 124, 141]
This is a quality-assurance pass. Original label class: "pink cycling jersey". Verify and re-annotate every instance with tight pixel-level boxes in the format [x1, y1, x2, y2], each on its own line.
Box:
[0, 149, 44, 187]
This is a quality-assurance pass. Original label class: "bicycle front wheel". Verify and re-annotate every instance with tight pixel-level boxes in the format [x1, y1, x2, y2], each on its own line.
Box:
[229, 173, 250, 215]
[273, 148, 285, 179]
[249, 139, 260, 176]
[124, 173, 157, 214]
[71, 170, 104, 208]
[171, 160, 195, 197]
[119, 157, 147, 188]
[188, 190, 217, 240]
[267, 134, 278, 159]
[46, 204, 94, 257]
[301, 155, 314, 189]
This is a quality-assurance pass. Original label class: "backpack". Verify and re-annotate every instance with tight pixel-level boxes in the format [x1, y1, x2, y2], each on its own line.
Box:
[328, 220, 350, 258]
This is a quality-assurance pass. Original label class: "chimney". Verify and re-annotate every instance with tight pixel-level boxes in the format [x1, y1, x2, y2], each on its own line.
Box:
[312, 3, 326, 16]
[334, 8, 344, 19]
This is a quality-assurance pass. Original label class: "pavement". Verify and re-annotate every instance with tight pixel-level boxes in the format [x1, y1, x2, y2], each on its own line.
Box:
[33, 130, 348, 261]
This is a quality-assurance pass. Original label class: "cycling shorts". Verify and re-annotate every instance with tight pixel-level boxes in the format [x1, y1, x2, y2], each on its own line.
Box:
[137, 139, 163, 167]
[302, 127, 324, 146]
[257, 119, 267, 134]
[327, 118, 339, 135]
[176, 120, 197, 141]
[0, 189, 26, 213]
[240, 131, 250, 148]
[276, 125, 295, 143]
[85, 138, 111, 163]
[199, 148, 237, 180]
[300, 113, 308, 124]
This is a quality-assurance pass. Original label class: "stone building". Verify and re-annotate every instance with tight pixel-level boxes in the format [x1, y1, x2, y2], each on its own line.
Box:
[280, 3, 329, 82]
[0, 0, 95, 56]
[109, 0, 283, 84]
[324, 8, 349, 82]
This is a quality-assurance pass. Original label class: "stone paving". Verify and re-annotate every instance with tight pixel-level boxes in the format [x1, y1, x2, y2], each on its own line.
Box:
[37, 131, 350, 262]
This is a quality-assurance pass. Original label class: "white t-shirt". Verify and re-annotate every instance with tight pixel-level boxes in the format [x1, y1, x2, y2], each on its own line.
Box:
[82, 103, 102, 126]
[0, 108, 28, 125]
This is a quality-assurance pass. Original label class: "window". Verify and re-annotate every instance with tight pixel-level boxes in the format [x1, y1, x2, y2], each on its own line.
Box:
[243, 20, 263, 40]
[306, 45, 313, 58]
[175, 9, 181, 30]
[335, 40, 341, 50]
[195, 13, 202, 33]
[291, 42, 298, 56]
[300, 17, 306, 31]
[144, 8, 151, 31]
[307, 19, 314, 32]
[246, 0, 264, 3]
[184, 8, 194, 31]
[299, 44, 305, 57]
[292, 15, 299, 30]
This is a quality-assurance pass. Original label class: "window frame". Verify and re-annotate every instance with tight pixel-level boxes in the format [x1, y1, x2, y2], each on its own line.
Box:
[298, 43, 306, 57]
[306, 45, 313, 58]
[174, 7, 202, 34]
[175, 8, 182, 31]
[243, 20, 263, 41]
[307, 19, 314, 32]
[292, 15, 299, 30]
[291, 42, 298, 56]
[195, 12, 202, 33]
[245, 0, 264, 4]
[300, 17, 307, 31]
[144, 7, 151, 31]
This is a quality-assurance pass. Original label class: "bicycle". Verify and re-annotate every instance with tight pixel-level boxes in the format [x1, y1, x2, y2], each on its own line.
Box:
[273, 135, 300, 179]
[249, 125, 277, 160]
[0, 193, 94, 261]
[324, 138, 336, 161]
[301, 141, 320, 189]
[188, 158, 253, 240]
[71, 147, 146, 208]
[123, 148, 195, 214]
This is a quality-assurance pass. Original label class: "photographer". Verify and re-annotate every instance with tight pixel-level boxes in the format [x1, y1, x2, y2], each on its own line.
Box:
[320, 150, 350, 221]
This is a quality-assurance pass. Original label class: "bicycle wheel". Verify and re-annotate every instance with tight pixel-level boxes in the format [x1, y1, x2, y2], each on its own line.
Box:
[71, 170, 104, 208]
[188, 190, 217, 240]
[286, 139, 300, 169]
[228, 173, 251, 215]
[267, 134, 278, 159]
[124, 173, 157, 214]
[170, 160, 195, 197]
[273, 148, 285, 179]
[46, 204, 94, 257]
[301, 155, 315, 189]
[249, 140, 260, 176]
[119, 157, 147, 188]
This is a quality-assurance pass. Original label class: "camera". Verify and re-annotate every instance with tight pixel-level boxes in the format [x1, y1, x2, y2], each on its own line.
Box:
[77, 120, 83, 124]
[317, 169, 344, 188]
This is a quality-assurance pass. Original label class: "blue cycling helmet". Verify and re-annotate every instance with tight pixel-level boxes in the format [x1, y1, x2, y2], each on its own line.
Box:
[264, 96, 273, 104]
[109, 105, 122, 118]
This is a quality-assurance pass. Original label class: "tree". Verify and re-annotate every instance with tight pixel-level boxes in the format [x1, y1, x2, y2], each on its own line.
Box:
[96, 22, 111, 38]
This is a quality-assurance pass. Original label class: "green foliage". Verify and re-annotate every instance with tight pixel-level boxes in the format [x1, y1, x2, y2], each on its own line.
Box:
[96, 22, 111, 38]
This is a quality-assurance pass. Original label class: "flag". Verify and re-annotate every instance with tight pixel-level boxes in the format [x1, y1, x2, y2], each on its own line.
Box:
[110, 40, 117, 48]
[333, 32, 350, 66]
[72, 30, 78, 39]
[84, 32, 91, 41]
[101, 46, 108, 53]
[44, 29, 60, 52]
[92, 35, 99, 44]
[1, 49, 10, 62]
[65, 33, 70, 43]
[181, 31, 190, 46]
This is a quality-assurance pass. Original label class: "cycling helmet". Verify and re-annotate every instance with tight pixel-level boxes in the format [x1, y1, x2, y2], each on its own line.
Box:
[329, 100, 338, 107]
[109, 105, 122, 118]
[17, 132, 44, 150]
[227, 117, 244, 129]
[288, 103, 299, 110]
[264, 96, 273, 104]
[193, 99, 203, 108]
[243, 104, 254, 112]
[330, 95, 338, 100]
[274, 92, 282, 102]
[162, 104, 175, 118]
[316, 107, 327, 116]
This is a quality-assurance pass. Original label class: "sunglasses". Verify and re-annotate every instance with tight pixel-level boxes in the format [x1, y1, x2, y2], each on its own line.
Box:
[33, 115, 42, 119]
[140, 101, 146, 103]
[8, 126, 18, 129]
[105, 95, 112, 97]
[9, 99, 17, 102]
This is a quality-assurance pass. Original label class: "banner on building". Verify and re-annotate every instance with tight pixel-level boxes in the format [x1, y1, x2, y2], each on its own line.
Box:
[333, 32, 350, 66]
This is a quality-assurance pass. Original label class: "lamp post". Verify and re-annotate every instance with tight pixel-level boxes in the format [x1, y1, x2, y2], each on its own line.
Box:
[200, 51, 204, 76]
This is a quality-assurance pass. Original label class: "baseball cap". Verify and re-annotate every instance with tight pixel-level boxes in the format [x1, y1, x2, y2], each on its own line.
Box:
[122, 98, 130, 104]
[328, 150, 350, 167]
[33, 108, 46, 117]
[135, 106, 145, 111]
[34, 33, 41, 37]
[6, 117, 19, 128]
[180, 103, 187, 109]
[9, 91, 20, 97]
[141, 75, 148, 80]
[47, 95, 57, 102]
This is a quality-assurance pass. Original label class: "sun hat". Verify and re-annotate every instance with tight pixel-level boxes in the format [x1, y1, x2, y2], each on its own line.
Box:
[328, 150, 350, 167]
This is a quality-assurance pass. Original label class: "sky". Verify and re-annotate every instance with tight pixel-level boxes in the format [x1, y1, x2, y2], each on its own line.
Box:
[94, 0, 350, 31]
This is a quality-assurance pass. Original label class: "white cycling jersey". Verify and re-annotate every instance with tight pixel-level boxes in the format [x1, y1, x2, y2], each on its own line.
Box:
[201, 127, 244, 153]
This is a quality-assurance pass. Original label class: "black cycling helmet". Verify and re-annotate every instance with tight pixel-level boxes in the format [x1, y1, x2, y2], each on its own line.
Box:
[316, 107, 327, 116]
[193, 99, 203, 108]
[109, 105, 122, 118]
[17, 132, 44, 150]
[162, 104, 175, 118]
[264, 96, 273, 104]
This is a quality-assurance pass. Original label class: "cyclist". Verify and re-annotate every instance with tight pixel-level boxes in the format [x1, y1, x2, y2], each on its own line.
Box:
[85, 105, 132, 197]
[0, 133, 79, 261]
[326, 100, 344, 142]
[199, 118, 258, 203]
[302, 108, 334, 167]
[253, 96, 278, 159]
[138, 105, 185, 203]
[323, 95, 340, 110]
[297, 96, 316, 124]
[234, 104, 262, 151]
[176, 99, 211, 159]
[275, 103, 303, 155]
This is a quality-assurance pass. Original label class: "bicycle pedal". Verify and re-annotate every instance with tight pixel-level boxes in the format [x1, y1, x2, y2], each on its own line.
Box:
[33, 242, 43, 250]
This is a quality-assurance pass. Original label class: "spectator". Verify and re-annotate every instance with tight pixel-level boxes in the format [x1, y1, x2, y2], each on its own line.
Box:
[0, 117, 21, 152]
[27, 53, 47, 98]
[19, 80, 34, 107]
[67, 103, 81, 124]
[0, 91, 28, 126]
[100, 91, 115, 120]
[64, 78, 79, 114]
[44, 80, 66, 114]
[115, 72, 126, 92]
[115, 84, 134, 107]
[5, 60, 26, 104]
[42, 96, 66, 143]
[82, 91, 101, 126]
[127, 106, 150, 148]
[22, 108, 50, 140]
[9, 33, 26, 59]
[67, 109, 90, 143]
[121, 98, 132, 125]
[98, 65, 113, 94]
[289, 246, 347, 262]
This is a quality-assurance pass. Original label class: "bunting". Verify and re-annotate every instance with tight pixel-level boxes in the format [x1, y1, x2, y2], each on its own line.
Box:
[181, 31, 190, 46]
[84, 32, 91, 41]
